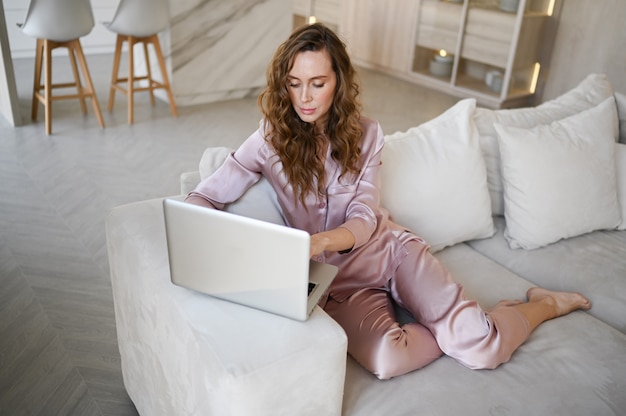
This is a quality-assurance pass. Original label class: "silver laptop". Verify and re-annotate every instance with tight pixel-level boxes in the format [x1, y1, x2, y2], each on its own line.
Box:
[163, 198, 338, 321]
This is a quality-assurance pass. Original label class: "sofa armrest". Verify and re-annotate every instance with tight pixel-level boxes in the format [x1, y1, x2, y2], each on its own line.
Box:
[180, 171, 201, 195]
[106, 198, 347, 416]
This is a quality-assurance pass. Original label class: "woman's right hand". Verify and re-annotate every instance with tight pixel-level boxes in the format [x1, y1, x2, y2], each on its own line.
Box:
[310, 227, 355, 258]
[184, 194, 217, 209]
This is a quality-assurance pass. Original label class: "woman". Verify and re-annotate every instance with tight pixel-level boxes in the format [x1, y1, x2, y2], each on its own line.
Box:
[186, 23, 591, 380]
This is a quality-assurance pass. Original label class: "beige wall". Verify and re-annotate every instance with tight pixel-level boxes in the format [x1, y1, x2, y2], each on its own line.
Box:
[541, 0, 626, 101]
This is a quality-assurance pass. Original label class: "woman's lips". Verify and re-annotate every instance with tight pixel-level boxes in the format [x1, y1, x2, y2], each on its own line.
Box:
[300, 108, 316, 115]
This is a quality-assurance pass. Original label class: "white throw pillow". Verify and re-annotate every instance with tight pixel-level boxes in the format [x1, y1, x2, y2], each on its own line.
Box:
[616, 143, 626, 230]
[197, 147, 285, 225]
[381, 99, 494, 253]
[475, 73, 616, 216]
[495, 97, 621, 249]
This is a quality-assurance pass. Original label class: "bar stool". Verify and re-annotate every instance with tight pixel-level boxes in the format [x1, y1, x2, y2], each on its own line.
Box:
[19, 0, 105, 135]
[104, 0, 178, 124]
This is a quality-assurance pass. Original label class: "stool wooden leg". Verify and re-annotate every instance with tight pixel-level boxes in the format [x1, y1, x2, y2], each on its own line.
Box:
[142, 41, 156, 106]
[127, 37, 135, 124]
[44, 39, 52, 135]
[32, 39, 43, 122]
[74, 40, 105, 129]
[151, 35, 177, 117]
[108, 35, 123, 112]
[68, 41, 88, 114]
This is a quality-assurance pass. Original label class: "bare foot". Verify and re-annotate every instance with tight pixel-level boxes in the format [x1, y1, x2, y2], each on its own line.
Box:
[526, 287, 591, 318]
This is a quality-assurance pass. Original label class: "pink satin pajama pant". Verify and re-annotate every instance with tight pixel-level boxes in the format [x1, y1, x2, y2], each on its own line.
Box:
[324, 240, 531, 380]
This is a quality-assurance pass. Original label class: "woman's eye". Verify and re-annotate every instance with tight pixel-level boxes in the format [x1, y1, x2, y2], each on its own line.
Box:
[289, 83, 300, 88]
[313, 83, 325, 88]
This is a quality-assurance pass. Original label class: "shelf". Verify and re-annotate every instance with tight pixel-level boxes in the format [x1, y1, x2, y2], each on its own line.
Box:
[409, 0, 552, 107]
[454, 72, 532, 98]
[412, 66, 454, 83]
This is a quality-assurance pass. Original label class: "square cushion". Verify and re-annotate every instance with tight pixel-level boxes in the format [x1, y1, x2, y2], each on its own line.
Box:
[381, 99, 494, 252]
[494, 97, 621, 249]
[475, 73, 617, 215]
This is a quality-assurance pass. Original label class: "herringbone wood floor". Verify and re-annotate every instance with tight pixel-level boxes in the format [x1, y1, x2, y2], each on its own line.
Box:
[0, 52, 457, 415]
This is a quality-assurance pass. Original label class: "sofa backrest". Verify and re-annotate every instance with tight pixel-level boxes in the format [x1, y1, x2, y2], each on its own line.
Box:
[193, 74, 625, 250]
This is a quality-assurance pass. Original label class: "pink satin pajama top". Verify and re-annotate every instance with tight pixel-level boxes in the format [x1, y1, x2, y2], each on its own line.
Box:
[188, 118, 421, 302]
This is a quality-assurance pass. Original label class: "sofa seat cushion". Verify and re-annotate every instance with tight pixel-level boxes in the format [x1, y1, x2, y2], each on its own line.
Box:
[106, 197, 348, 416]
[342, 243, 626, 415]
[467, 217, 626, 334]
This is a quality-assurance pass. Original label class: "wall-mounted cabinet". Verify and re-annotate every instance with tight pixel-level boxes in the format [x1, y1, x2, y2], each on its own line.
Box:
[413, 0, 554, 107]
[341, 0, 558, 108]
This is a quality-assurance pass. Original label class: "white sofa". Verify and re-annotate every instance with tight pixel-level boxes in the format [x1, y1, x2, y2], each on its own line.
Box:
[106, 74, 626, 415]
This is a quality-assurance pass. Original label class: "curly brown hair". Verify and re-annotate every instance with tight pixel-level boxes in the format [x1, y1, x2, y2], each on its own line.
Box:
[258, 23, 363, 207]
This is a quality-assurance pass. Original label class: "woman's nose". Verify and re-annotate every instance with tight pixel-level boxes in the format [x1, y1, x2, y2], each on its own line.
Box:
[301, 86, 312, 102]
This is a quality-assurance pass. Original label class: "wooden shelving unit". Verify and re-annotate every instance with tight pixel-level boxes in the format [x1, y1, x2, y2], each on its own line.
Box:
[411, 0, 555, 108]
[340, 0, 558, 108]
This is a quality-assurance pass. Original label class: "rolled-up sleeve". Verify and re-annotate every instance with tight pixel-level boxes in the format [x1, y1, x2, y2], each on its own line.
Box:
[186, 128, 266, 208]
[338, 121, 385, 250]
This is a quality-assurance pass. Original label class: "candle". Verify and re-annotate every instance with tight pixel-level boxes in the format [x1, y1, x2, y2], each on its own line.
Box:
[429, 49, 453, 77]
[434, 49, 453, 64]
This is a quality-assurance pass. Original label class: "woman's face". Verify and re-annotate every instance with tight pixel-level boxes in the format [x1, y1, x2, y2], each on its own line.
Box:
[287, 49, 337, 130]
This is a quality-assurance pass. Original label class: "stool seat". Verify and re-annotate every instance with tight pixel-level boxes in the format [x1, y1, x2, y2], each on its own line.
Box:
[104, 0, 177, 124]
[19, 0, 104, 135]
[105, 0, 170, 38]
[19, 0, 93, 42]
